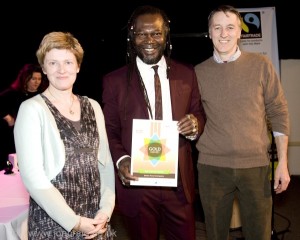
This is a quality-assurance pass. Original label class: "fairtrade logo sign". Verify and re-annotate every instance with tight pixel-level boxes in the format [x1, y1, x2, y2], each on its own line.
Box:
[148, 143, 162, 158]
[240, 11, 262, 39]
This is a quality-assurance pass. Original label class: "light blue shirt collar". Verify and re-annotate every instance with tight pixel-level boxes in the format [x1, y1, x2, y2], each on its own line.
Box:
[213, 46, 241, 63]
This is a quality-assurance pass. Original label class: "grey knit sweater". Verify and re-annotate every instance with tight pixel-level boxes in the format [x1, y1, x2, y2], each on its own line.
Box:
[194, 51, 290, 168]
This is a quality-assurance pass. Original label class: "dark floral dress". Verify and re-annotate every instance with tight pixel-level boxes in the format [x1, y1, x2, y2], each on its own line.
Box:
[27, 95, 110, 240]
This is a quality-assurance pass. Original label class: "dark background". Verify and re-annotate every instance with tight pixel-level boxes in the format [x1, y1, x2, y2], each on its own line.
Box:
[2, 1, 298, 102]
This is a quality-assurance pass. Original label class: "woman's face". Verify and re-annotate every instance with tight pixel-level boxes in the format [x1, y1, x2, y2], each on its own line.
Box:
[26, 72, 42, 92]
[43, 49, 79, 91]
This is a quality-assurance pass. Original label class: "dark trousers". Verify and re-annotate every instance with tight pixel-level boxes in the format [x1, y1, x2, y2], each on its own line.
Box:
[122, 186, 195, 240]
[198, 163, 272, 240]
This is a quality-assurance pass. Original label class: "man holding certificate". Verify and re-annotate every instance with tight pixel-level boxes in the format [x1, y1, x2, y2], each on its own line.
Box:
[102, 5, 206, 240]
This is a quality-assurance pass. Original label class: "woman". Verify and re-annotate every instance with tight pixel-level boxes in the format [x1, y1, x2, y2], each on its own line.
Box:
[0, 63, 47, 170]
[14, 32, 115, 239]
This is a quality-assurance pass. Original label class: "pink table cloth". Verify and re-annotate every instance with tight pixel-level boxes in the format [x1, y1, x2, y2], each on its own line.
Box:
[0, 168, 29, 240]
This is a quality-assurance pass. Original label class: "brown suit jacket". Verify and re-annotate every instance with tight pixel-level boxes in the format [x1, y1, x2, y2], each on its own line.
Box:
[102, 59, 205, 217]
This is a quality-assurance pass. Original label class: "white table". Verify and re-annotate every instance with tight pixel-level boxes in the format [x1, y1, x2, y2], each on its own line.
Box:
[0, 168, 29, 240]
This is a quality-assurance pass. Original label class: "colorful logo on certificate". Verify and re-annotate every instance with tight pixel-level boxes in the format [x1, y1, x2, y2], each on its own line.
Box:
[139, 122, 170, 166]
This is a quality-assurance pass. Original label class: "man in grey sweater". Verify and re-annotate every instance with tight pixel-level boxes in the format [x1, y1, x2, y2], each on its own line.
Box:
[194, 5, 290, 240]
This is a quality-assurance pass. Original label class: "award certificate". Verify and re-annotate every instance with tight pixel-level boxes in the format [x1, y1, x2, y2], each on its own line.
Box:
[130, 119, 179, 187]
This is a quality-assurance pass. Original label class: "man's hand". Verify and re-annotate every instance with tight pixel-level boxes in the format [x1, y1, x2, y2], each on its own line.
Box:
[177, 114, 198, 140]
[118, 157, 138, 186]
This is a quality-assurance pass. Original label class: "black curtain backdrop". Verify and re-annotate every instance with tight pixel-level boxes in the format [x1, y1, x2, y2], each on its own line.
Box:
[2, 1, 297, 102]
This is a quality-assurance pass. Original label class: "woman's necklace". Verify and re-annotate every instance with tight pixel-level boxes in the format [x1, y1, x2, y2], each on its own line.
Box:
[47, 88, 75, 115]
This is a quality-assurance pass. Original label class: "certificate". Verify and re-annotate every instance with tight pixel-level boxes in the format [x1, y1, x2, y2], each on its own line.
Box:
[130, 119, 179, 187]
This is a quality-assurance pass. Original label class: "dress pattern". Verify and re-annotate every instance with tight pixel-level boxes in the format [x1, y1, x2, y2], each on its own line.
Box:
[28, 95, 104, 240]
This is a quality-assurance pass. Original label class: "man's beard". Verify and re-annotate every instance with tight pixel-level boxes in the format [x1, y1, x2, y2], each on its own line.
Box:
[135, 45, 166, 65]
